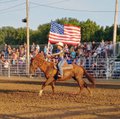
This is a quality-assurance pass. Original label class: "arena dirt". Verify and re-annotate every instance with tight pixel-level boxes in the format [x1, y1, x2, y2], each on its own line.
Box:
[0, 76, 120, 119]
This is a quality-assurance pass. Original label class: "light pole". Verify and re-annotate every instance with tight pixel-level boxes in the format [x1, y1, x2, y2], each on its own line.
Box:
[113, 0, 118, 57]
[26, 0, 30, 75]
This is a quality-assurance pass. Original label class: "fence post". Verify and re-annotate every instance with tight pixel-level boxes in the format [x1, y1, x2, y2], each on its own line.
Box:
[8, 61, 10, 78]
[17, 61, 19, 77]
[106, 58, 109, 80]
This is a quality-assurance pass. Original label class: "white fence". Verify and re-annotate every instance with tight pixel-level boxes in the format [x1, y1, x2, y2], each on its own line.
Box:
[0, 58, 120, 79]
[0, 42, 120, 79]
[0, 61, 44, 77]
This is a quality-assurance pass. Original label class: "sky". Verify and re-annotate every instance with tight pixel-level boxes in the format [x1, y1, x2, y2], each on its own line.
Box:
[0, 0, 120, 30]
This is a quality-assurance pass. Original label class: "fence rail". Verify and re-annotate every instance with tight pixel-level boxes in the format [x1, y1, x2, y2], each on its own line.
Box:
[0, 58, 120, 79]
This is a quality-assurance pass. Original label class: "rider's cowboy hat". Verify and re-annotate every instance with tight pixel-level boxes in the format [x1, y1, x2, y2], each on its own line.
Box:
[56, 42, 64, 47]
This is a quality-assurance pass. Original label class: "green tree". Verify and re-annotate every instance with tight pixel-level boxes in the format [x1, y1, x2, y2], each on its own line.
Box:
[1, 27, 17, 45]
[0, 17, 120, 45]
[56, 17, 80, 26]
[117, 25, 120, 41]
[103, 25, 113, 41]
[80, 19, 101, 42]
[16, 27, 26, 45]
[94, 26, 105, 42]
[0, 28, 5, 44]
[37, 23, 50, 44]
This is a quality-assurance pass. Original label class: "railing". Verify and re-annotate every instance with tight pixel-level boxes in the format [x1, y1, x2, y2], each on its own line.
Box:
[0, 58, 120, 79]
[0, 60, 44, 77]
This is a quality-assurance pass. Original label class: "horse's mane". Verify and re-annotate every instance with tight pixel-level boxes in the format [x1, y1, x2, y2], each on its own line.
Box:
[32, 53, 55, 68]
[36, 53, 44, 59]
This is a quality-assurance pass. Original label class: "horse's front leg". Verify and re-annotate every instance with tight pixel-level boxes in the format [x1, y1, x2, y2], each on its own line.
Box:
[50, 81, 55, 95]
[39, 77, 55, 96]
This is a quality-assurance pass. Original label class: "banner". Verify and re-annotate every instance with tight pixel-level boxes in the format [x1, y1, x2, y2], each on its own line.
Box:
[49, 21, 81, 45]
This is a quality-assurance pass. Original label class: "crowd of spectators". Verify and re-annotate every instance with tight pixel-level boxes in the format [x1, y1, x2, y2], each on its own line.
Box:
[44, 40, 114, 68]
[0, 40, 114, 77]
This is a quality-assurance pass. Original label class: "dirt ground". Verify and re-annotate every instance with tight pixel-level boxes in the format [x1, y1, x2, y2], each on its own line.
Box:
[0, 76, 120, 119]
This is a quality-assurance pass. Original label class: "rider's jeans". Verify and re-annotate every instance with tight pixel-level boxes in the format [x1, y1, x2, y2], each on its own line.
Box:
[58, 59, 65, 76]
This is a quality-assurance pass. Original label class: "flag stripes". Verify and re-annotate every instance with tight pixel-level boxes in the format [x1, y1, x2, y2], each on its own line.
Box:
[49, 21, 81, 45]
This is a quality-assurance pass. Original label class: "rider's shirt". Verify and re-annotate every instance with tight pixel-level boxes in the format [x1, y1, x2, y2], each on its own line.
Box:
[52, 50, 64, 60]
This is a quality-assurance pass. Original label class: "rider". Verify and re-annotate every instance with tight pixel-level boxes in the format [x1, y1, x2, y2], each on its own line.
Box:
[48, 42, 65, 78]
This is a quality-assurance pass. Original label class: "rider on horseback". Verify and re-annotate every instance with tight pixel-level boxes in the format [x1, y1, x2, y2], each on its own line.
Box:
[48, 42, 65, 78]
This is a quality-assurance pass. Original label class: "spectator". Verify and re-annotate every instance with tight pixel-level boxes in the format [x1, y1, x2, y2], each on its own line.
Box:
[64, 44, 69, 54]
[43, 45, 48, 55]
[108, 41, 113, 57]
[8, 45, 12, 57]
[70, 48, 76, 60]
[87, 43, 91, 52]
[4, 44, 8, 59]
[36, 44, 40, 52]
[11, 50, 18, 65]
[0, 54, 5, 63]
[91, 41, 97, 51]
[4, 60, 9, 69]
[31, 42, 36, 52]
[66, 56, 72, 64]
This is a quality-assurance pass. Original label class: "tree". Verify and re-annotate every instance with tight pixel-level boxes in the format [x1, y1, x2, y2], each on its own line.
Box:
[0, 17, 120, 45]
[104, 26, 112, 41]
[94, 26, 105, 42]
[117, 25, 120, 41]
[56, 17, 80, 26]
[37, 23, 50, 44]
[16, 28, 26, 45]
[0, 28, 5, 44]
[1, 27, 17, 45]
[80, 19, 101, 42]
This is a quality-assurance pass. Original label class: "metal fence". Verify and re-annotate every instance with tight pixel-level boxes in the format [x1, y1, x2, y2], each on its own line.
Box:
[0, 60, 44, 77]
[0, 58, 120, 79]
[0, 42, 120, 79]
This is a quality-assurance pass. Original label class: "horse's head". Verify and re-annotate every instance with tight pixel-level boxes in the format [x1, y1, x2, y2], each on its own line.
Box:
[30, 58, 37, 75]
[30, 53, 45, 74]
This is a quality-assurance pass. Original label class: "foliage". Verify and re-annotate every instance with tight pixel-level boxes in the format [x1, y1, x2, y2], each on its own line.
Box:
[0, 18, 120, 45]
[80, 19, 100, 42]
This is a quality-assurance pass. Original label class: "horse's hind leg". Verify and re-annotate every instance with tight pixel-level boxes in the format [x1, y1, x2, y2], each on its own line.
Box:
[84, 82, 92, 96]
[39, 77, 54, 96]
[74, 76, 84, 94]
[77, 79, 84, 94]
[76, 77, 92, 95]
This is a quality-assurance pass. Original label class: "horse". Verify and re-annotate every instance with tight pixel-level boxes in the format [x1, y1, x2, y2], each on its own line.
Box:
[30, 53, 95, 96]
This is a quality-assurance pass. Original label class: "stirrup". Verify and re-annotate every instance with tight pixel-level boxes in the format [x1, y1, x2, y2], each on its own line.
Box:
[58, 74, 61, 77]
[58, 74, 63, 78]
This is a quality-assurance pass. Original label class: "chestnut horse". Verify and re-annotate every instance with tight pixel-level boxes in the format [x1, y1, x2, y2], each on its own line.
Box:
[30, 53, 95, 96]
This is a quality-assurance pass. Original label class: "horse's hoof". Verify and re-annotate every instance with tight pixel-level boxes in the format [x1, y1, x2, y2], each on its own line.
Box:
[72, 93, 78, 95]
[39, 90, 43, 97]
[29, 75, 33, 78]
[69, 92, 78, 95]
[39, 93, 42, 97]
[89, 92, 93, 97]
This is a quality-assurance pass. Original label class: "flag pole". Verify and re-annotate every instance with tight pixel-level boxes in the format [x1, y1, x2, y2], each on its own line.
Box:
[47, 21, 52, 55]
[47, 42, 50, 55]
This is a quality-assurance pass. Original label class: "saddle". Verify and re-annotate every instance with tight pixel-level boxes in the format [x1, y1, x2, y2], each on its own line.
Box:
[53, 61, 73, 78]
[53, 61, 73, 70]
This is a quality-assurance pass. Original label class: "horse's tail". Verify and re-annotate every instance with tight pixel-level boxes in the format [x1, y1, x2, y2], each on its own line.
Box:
[83, 67, 95, 88]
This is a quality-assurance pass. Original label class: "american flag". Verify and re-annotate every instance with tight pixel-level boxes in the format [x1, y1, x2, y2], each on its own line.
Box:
[49, 21, 81, 45]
